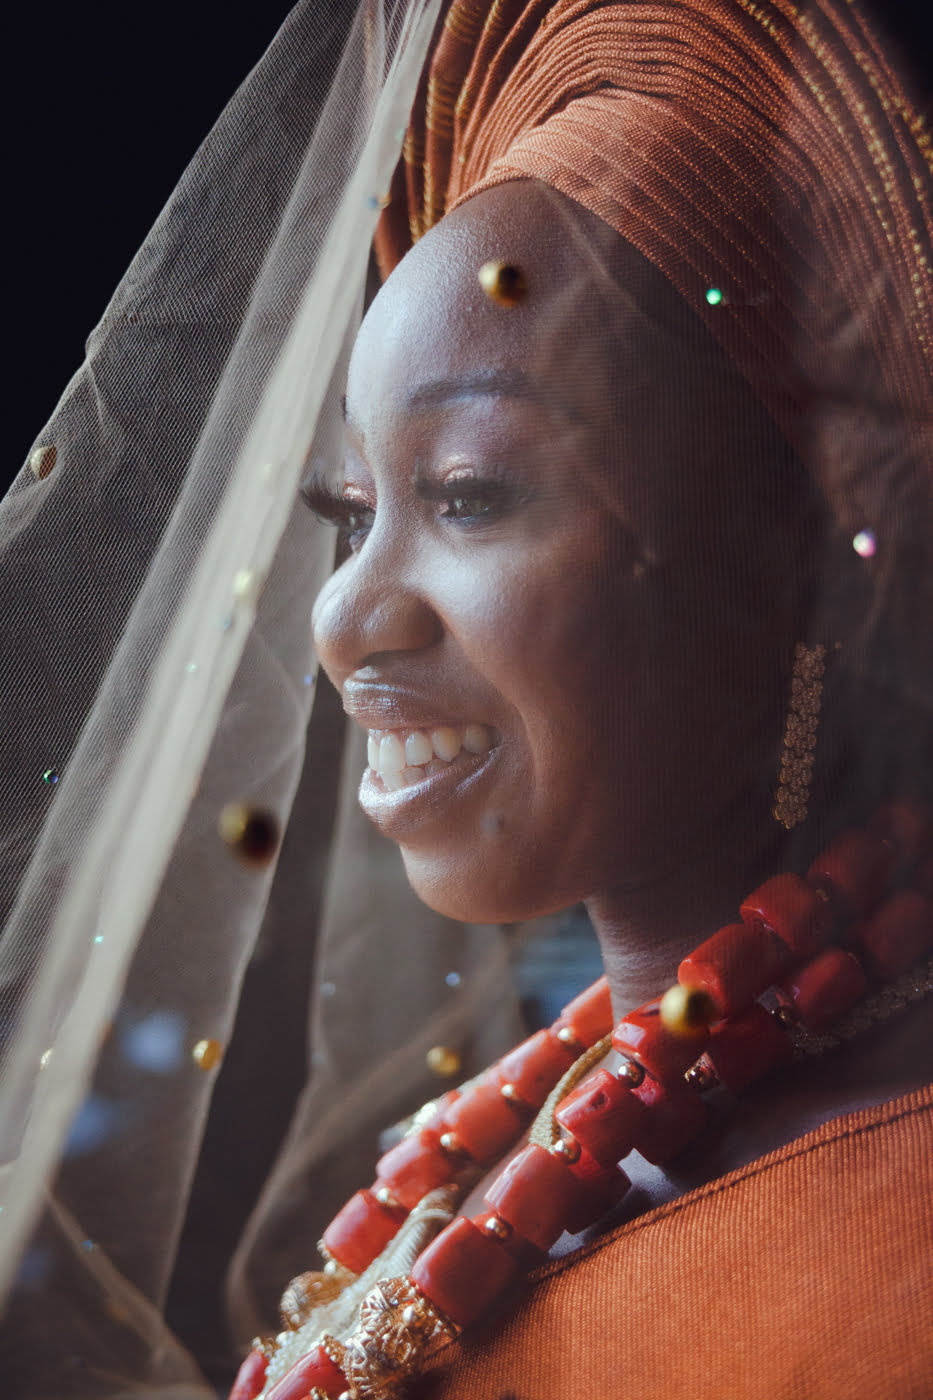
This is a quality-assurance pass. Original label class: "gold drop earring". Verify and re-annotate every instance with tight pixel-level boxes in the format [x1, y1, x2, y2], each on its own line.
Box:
[773, 642, 827, 830]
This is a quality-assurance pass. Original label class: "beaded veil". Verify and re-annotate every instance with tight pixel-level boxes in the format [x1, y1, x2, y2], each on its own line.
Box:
[0, 1, 931, 1396]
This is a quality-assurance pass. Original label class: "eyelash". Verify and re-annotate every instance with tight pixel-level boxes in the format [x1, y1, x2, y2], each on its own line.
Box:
[301, 472, 530, 551]
[302, 476, 376, 551]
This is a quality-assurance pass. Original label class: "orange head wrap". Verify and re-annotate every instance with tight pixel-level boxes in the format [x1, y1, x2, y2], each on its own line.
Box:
[375, 0, 933, 699]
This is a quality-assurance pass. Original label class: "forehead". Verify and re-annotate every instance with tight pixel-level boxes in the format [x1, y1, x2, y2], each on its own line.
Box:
[345, 185, 622, 440]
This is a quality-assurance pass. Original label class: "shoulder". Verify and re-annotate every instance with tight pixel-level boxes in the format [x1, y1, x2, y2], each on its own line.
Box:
[416, 1085, 933, 1399]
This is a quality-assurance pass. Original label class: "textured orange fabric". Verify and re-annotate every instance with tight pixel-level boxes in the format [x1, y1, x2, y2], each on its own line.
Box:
[413, 1084, 933, 1398]
[375, 0, 933, 539]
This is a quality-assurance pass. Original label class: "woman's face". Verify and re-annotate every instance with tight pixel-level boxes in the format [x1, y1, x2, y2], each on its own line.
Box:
[312, 183, 800, 923]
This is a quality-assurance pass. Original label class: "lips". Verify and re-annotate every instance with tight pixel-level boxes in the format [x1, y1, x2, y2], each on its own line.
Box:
[353, 724, 500, 843]
[342, 679, 501, 835]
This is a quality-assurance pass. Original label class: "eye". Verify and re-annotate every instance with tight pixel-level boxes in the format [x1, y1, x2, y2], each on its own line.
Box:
[301, 474, 375, 552]
[415, 472, 531, 525]
[440, 491, 501, 521]
[340, 504, 376, 552]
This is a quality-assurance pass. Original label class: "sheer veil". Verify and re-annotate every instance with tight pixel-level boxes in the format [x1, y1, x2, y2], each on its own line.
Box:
[1, 1, 931, 1395]
[0, 2, 538, 1391]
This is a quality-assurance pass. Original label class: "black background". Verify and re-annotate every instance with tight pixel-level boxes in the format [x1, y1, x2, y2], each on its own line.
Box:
[7, 3, 299, 486]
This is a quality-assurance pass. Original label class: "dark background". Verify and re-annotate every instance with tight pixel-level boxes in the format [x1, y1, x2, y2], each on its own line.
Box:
[6, 1, 931, 496]
[7, 3, 299, 488]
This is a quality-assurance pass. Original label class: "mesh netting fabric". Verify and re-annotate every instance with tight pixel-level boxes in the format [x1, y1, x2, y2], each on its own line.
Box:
[0, 3, 532, 1391]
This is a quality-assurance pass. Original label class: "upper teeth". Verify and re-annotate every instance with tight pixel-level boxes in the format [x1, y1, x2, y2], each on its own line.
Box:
[367, 724, 495, 790]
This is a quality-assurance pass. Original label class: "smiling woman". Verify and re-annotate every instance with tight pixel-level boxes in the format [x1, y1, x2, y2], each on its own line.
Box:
[309, 183, 817, 938]
[247, 1, 933, 1395]
[1, 2, 931, 1399]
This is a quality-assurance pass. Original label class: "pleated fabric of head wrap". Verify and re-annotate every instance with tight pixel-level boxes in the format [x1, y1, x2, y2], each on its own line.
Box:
[374, 0, 933, 702]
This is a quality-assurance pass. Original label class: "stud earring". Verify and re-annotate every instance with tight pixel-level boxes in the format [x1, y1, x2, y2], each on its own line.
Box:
[773, 643, 827, 830]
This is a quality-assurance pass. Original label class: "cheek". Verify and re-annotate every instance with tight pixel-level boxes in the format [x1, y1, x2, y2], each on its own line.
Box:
[464, 549, 630, 741]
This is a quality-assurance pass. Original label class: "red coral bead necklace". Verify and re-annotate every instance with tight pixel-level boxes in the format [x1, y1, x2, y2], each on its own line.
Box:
[231, 800, 933, 1400]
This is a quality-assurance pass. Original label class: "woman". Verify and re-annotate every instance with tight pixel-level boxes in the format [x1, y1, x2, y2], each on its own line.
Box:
[227, 1, 933, 1396]
[0, 1, 930, 1397]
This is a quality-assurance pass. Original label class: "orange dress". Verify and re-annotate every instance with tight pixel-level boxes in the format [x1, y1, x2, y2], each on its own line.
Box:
[414, 1084, 933, 1399]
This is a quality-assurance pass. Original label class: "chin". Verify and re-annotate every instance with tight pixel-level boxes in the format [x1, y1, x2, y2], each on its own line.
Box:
[399, 846, 569, 927]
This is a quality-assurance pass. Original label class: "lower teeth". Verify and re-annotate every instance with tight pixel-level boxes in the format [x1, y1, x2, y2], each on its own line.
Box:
[375, 754, 473, 787]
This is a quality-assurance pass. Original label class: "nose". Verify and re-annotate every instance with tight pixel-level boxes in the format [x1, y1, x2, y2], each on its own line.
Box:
[311, 545, 442, 686]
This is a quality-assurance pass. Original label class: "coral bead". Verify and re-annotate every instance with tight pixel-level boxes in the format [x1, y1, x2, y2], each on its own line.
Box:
[632, 1072, 708, 1164]
[321, 1189, 407, 1275]
[704, 1003, 794, 1092]
[560, 1145, 630, 1234]
[495, 1029, 578, 1107]
[555, 1067, 646, 1165]
[440, 1081, 525, 1162]
[376, 1129, 456, 1210]
[413, 1089, 460, 1133]
[613, 999, 712, 1079]
[849, 891, 933, 981]
[782, 948, 867, 1030]
[553, 976, 614, 1047]
[678, 922, 788, 1018]
[740, 873, 834, 958]
[484, 1143, 586, 1251]
[412, 1217, 520, 1326]
[265, 1345, 346, 1400]
[807, 829, 895, 919]
[229, 1348, 267, 1400]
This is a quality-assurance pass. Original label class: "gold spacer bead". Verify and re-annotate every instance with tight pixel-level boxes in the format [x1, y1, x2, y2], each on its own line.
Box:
[659, 983, 718, 1037]
[551, 1134, 581, 1164]
[439, 1131, 466, 1157]
[373, 1185, 402, 1209]
[616, 1057, 645, 1088]
[426, 1045, 461, 1078]
[218, 803, 281, 867]
[478, 259, 527, 307]
[484, 1214, 513, 1241]
[192, 1038, 223, 1071]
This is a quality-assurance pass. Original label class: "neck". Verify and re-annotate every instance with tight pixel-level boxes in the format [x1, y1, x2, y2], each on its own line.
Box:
[587, 791, 788, 1018]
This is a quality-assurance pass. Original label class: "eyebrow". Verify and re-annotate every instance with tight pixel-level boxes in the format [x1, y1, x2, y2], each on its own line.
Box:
[342, 368, 585, 434]
[405, 368, 584, 421]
